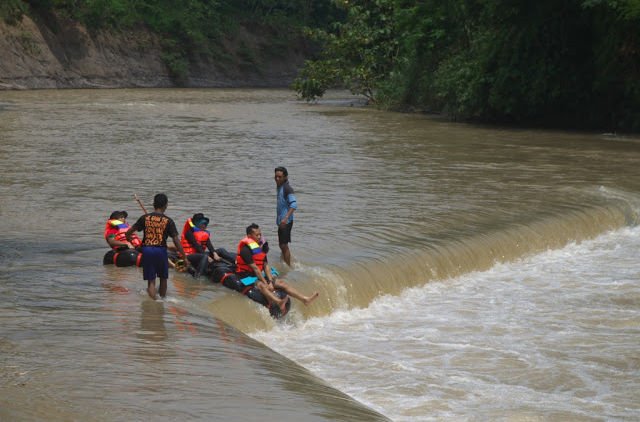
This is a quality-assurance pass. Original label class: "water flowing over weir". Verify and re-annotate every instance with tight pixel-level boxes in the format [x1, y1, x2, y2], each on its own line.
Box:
[1, 89, 640, 421]
[210, 195, 639, 333]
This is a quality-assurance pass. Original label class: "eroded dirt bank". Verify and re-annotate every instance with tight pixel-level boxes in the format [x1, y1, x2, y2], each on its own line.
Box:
[0, 15, 307, 90]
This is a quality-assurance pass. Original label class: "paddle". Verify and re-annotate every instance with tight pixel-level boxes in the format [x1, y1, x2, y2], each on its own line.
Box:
[133, 193, 148, 214]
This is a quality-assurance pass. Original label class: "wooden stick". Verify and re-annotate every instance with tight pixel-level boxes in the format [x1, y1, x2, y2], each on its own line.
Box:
[133, 194, 148, 214]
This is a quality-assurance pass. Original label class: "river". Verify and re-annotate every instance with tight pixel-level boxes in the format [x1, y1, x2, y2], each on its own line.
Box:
[0, 88, 638, 421]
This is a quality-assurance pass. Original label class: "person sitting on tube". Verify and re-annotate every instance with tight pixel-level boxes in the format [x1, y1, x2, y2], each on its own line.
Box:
[235, 223, 319, 313]
[104, 210, 141, 250]
[180, 213, 221, 278]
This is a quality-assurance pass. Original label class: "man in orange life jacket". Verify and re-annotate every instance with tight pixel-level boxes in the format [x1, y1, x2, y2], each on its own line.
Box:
[236, 223, 319, 313]
[181, 213, 222, 277]
[104, 210, 141, 250]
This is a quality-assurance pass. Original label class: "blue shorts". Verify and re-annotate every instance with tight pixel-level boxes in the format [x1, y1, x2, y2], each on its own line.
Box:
[141, 246, 169, 281]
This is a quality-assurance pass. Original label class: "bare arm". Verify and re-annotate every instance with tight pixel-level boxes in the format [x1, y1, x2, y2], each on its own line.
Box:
[263, 262, 275, 283]
[249, 262, 270, 285]
[125, 226, 136, 243]
[205, 238, 220, 260]
[172, 235, 187, 259]
[107, 235, 133, 249]
[279, 208, 295, 227]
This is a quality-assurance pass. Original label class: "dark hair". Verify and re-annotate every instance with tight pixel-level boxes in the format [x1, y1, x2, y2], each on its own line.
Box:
[153, 193, 168, 209]
[109, 210, 127, 220]
[246, 223, 260, 235]
[274, 166, 288, 177]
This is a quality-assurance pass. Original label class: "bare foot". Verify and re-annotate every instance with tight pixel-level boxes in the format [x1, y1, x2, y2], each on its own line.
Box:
[303, 292, 319, 306]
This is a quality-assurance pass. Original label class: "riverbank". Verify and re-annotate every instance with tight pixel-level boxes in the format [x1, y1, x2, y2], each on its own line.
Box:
[0, 15, 308, 90]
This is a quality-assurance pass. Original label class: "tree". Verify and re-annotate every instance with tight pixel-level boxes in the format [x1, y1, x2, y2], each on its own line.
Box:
[296, 0, 640, 131]
[293, 0, 398, 102]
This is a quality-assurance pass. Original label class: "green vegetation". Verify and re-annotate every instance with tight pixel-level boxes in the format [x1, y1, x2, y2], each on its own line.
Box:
[3, 0, 638, 131]
[294, 0, 640, 132]
[0, 0, 27, 24]
[3, 0, 337, 84]
[293, 1, 396, 102]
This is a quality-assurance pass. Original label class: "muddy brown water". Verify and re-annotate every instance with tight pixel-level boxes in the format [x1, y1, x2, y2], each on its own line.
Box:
[1, 88, 639, 421]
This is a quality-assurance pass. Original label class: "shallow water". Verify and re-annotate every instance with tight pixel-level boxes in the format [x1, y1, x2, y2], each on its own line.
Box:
[0, 88, 639, 421]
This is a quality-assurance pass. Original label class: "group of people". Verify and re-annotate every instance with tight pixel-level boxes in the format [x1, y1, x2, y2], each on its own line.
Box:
[104, 167, 319, 312]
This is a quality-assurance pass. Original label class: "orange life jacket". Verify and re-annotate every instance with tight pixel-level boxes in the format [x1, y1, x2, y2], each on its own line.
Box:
[180, 218, 211, 255]
[235, 236, 266, 274]
[104, 219, 141, 250]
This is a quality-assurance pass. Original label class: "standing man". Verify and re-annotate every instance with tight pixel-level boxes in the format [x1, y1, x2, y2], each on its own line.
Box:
[126, 193, 187, 300]
[275, 166, 297, 267]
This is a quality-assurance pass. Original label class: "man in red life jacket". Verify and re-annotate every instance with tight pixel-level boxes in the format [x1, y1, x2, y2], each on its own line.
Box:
[236, 223, 319, 313]
[104, 210, 141, 250]
[180, 213, 222, 277]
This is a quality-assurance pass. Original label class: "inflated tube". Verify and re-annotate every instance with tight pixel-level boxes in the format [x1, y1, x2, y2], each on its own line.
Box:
[210, 261, 291, 318]
[103, 249, 141, 267]
[210, 262, 242, 289]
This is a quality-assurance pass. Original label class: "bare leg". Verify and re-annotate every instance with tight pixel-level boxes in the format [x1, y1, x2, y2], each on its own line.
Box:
[159, 278, 168, 298]
[274, 279, 318, 305]
[257, 281, 288, 313]
[147, 279, 157, 299]
[279, 243, 292, 267]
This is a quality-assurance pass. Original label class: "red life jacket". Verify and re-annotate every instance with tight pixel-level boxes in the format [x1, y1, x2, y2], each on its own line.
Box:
[180, 218, 211, 255]
[235, 236, 266, 274]
[104, 219, 141, 250]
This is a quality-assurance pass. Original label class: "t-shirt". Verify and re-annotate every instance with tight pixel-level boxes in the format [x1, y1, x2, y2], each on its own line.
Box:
[131, 212, 178, 247]
[276, 180, 297, 225]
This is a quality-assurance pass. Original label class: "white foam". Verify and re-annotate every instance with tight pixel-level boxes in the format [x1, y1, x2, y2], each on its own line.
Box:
[251, 226, 640, 421]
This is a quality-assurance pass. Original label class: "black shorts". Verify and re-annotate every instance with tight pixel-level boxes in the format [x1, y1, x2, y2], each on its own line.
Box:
[277, 221, 293, 244]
